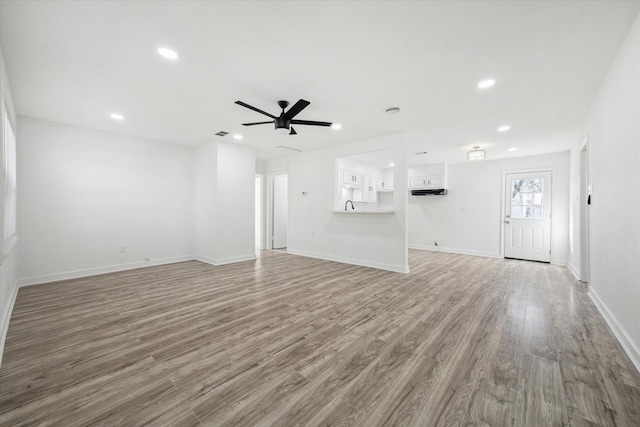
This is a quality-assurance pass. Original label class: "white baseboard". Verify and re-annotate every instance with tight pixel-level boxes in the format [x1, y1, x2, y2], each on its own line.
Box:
[0, 279, 19, 367]
[18, 255, 196, 287]
[287, 248, 409, 273]
[589, 287, 640, 374]
[567, 262, 581, 281]
[408, 244, 502, 259]
[194, 253, 256, 266]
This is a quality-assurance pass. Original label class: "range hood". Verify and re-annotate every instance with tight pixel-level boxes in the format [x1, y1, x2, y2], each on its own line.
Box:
[411, 189, 448, 196]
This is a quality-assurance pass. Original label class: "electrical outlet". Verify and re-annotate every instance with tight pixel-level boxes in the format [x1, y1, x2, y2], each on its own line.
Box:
[311, 232, 316, 238]
[120, 246, 126, 253]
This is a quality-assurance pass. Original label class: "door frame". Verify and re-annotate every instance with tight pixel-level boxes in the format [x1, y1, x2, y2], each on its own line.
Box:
[500, 168, 555, 261]
[267, 171, 288, 250]
[255, 174, 265, 251]
[579, 136, 590, 282]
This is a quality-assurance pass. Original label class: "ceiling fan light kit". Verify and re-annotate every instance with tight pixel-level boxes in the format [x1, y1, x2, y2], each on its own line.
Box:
[235, 99, 332, 135]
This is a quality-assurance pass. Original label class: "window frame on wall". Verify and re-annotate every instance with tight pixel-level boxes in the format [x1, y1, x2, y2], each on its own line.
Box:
[2, 96, 17, 257]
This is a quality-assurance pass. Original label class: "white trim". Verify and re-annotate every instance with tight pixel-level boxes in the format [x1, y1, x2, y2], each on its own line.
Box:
[17, 255, 195, 287]
[266, 169, 288, 250]
[287, 248, 409, 274]
[1, 235, 17, 260]
[567, 263, 581, 280]
[579, 137, 591, 283]
[0, 278, 18, 367]
[409, 244, 502, 259]
[194, 254, 256, 266]
[589, 287, 640, 373]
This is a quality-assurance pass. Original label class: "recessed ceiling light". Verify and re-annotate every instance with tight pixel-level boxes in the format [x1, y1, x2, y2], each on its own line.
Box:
[389, 163, 395, 167]
[477, 79, 496, 89]
[385, 107, 401, 114]
[331, 123, 342, 130]
[498, 125, 511, 132]
[157, 47, 179, 60]
[233, 134, 243, 140]
[110, 113, 125, 120]
[508, 147, 518, 152]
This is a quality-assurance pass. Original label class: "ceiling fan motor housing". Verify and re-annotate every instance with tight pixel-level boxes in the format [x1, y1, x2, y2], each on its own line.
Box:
[275, 116, 290, 132]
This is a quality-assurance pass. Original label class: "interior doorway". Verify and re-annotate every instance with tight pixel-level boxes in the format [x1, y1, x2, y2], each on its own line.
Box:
[503, 170, 553, 262]
[272, 173, 288, 250]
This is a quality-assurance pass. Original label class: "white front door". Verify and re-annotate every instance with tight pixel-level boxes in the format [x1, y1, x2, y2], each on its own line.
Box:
[504, 171, 552, 262]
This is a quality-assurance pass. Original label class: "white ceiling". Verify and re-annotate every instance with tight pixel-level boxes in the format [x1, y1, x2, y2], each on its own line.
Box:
[1, 1, 638, 164]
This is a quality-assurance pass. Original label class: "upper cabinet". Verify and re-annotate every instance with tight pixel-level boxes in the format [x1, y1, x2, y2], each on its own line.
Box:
[408, 163, 448, 191]
[341, 170, 363, 188]
[362, 176, 378, 202]
[409, 175, 443, 190]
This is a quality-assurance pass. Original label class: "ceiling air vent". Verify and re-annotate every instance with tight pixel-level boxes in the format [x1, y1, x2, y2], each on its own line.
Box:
[214, 131, 229, 137]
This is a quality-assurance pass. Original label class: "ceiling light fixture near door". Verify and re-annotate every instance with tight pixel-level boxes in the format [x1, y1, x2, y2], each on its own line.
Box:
[233, 134, 243, 140]
[157, 47, 179, 60]
[497, 125, 511, 132]
[385, 107, 401, 114]
[477, 79, 496, 89]
[467, 145, 486, 160]
[110, 113, 125, 120]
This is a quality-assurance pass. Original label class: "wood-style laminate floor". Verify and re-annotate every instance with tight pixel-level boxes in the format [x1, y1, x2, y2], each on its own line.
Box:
[1, 250, 639, 426]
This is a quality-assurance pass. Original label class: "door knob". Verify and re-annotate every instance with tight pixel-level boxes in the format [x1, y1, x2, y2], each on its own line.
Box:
[504, 220, 510, 224]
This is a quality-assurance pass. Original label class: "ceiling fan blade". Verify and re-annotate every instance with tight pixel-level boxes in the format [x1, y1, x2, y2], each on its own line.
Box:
[289, 127, 297, 135]
[235, 101, 276, 119]
[290, 119, 332, 127]
[283, 99, 310, 120]
[242, 121, 273, 126]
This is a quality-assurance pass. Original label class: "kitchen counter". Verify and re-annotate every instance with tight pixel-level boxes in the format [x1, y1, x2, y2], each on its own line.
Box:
[332, 210, 395, 214]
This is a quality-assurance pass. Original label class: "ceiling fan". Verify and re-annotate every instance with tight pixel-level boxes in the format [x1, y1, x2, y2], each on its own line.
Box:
[235, 99, 332, 135]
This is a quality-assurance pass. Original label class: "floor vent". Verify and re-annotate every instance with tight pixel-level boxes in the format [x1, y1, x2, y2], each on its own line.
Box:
[214, 131, 229, 137]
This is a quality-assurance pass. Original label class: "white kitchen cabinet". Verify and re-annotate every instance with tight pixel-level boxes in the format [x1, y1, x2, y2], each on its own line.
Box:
[380, 179, 394, 191]
[363, 176, 378, 202]
[352, 176, 379, 203]
[341, 170, 363, 187]
[409, 175, 443, 190]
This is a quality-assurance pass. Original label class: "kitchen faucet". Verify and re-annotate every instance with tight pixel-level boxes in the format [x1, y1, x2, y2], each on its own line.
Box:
[345, 200, 355, 211]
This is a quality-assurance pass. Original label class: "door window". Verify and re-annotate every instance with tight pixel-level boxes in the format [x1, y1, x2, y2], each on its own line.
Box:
[510, 178, 544, 219]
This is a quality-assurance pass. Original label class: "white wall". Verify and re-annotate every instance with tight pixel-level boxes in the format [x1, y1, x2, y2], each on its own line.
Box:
[286, 133, 409, 273]
[214, 142, 256, 263]
[194, 142, 218, 259]
[0, 43, 19, 366]
[409, 152, 570, 265]
[17, 117, 195, 284]
[575, 13, 640, 370]
[195, 141, 256, 265]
